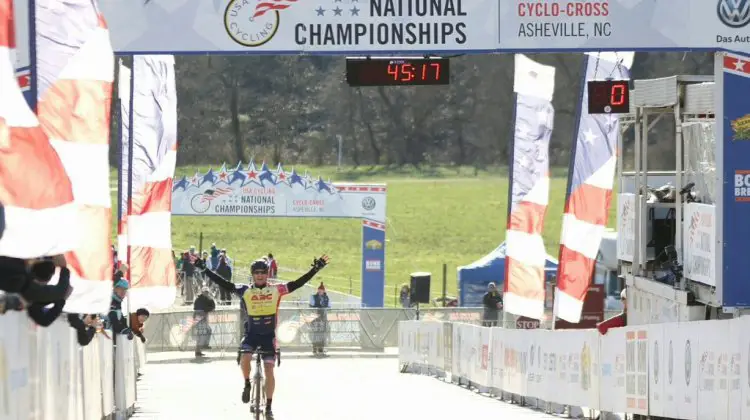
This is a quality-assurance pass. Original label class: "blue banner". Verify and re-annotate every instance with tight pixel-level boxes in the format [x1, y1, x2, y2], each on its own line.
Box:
[361, 219, 385, 308]
[722, 52, 750, 307]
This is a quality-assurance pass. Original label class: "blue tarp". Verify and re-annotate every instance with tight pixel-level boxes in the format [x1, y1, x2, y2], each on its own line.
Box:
[457, 242, 558, 307]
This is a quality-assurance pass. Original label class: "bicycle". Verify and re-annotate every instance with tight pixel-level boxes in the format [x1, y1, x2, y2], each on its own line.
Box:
[240, 347, 281, 420]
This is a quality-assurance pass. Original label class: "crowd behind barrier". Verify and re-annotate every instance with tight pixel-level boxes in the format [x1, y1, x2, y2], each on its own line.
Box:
[142, 307, 487, 352]
[399, 317, 750, 420]
[0, 311, 141, 420]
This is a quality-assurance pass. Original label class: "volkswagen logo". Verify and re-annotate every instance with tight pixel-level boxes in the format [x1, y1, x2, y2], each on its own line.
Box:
[361, 196, 376, 211]
[718, 0, 750, 28]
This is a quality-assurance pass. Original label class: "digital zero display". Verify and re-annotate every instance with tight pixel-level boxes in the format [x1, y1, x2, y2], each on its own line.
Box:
[587, 80, 630, 114]
[346, 58, 450, 87]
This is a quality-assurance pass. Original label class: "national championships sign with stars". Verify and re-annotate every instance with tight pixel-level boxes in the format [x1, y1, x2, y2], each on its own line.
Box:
[95, 0, 750, 54]
[171, 162, 386, 221]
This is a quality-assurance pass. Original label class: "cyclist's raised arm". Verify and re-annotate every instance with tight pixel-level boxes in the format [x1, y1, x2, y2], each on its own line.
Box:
[196, 261, 243, 295]
[285, 255, 330, 294]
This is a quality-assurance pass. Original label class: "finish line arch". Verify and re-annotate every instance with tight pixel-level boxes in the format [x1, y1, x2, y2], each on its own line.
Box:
[171, 163, 387, 307]
[11, 0, 750, 308]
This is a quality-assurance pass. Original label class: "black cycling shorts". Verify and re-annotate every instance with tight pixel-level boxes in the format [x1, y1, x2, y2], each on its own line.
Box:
[241, 334, 276, 363]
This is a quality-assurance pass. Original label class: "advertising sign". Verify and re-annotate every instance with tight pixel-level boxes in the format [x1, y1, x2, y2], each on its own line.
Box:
[682, 203, 716, 287]
[617, 193, 635, 262]
[172, 162, 385, 221]
[361, 219, 385, 308]
[96, 0, 750, 54]
[719, 52, 750, 307]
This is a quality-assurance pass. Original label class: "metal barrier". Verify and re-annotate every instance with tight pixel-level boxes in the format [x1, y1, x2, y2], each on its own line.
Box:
[142, 307, 486, 352]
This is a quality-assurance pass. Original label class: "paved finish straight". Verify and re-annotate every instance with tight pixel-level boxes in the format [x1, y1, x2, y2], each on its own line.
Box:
[132, 357, 559, 419]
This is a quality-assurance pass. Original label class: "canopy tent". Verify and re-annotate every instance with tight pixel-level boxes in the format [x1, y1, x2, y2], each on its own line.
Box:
[457, 242, 559, 307]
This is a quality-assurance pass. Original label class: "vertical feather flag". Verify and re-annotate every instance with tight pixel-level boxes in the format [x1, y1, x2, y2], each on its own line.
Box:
[503, 54, 556, 320]
[554, 52, 634, 323]
[120, 56, 178, 310]
[35, 0, 115, 313]
[0, 0, 76, 258]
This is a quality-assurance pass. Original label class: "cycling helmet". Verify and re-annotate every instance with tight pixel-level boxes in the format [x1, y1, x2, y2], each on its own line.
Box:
[251, 259, 269, 272]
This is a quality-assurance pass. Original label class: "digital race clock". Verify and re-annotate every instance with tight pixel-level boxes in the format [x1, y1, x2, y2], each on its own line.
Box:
[346, 57, 450, 87]
[587, 80, 631, 114]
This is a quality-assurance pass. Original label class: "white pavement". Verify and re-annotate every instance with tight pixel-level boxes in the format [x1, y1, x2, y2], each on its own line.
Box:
[132, 357, 560, 420]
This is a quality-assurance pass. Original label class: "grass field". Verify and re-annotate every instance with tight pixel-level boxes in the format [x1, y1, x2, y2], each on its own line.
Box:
[111, 165, 617, 306]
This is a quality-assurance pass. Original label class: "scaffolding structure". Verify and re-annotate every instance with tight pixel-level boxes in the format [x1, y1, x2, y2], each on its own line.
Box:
[616, 74, 718, 322]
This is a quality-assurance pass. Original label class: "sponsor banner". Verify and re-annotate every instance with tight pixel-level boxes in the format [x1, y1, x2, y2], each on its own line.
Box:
[683, 203, 716, 287]
[617, 193, 635, 262]
[98, 0, 750, 54]
[599, 327, 627, 412]
[721, 52, 750, 306]
[625, 328, 649, 415]
[172, 163, 386, 222]
[361, 220, 385, 307]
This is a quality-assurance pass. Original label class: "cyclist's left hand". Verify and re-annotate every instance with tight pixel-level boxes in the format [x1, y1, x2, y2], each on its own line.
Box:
[312, 255, 330, 270]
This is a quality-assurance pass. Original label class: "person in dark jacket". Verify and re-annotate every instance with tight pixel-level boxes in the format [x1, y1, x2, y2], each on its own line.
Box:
[0, 255, 72, 305]
[216, 254, 233, 305]
[130, 308, 150, 343]
[108, 278, 134, 340]
[193, 287, 216, 357]
[482, 282, 503, 327]
[309, 282, 330, 356]
[210, 244, 220, 270]
[67, 313, 100, 346]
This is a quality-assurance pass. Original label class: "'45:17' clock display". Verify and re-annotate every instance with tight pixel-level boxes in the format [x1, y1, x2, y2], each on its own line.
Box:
[346, 58, 450, 87]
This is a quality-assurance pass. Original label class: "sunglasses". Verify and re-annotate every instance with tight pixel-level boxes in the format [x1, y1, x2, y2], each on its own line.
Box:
[252, 270, 268, 275]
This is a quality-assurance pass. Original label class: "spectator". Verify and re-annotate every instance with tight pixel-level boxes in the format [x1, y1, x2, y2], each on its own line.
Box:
[309, 282, 330, 356]
[188, 245, 198, 261]
[23, 256, 70, 327]
[399, 284, 412, 308]
[209, 243, 220, 270]
[0, 292, 24, 314]
[215, 253, 233, 305]
[597, 288, 627, 335]
[482, 282, 503, 327]
[0, 256, 72, 305]
[67, 313, 100, 346]
[107, 278, 134, 340]
[193, 286, 215, 358]
[130, 308, 150, 343]
[267, 253, 278, 278]
[201, 251, 211, 269]
[219, 249, 233, 269]
[181, 251, 196, 304]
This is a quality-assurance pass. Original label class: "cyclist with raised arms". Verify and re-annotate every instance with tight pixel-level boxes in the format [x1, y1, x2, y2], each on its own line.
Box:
[196, 254, 329, 419]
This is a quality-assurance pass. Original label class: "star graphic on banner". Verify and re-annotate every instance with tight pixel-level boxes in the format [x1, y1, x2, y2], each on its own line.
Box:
[333, 6, 343, 15]
[190, 172, 202, 187]
[583, 129, 598, 145]
[289, 168, 305, 188]
[258, 162, 276, 186]
[316, 176, 333, 193]
[315, 6, 325, 15]
[216, 163, 230, 184]
[350, 6, 360, 15]
[303, 171, 315, 190]
[735, 59, 745, 72]
[244, 162, 261, 187]
[517, 154, 532, 171]
[274, 163, 289, 185]
[228, 162, 246, 185]
[173, 176, 189, 192]
[202, 169, 217, 186]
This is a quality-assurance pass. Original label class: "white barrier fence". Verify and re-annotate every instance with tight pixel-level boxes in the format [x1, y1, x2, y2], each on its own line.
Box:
[0, 312, 140, 420]
[399, 317, 750, 420]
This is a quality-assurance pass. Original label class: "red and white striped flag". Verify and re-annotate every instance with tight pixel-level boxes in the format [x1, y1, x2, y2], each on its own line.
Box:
[502, 54, 556, 320]
[0, 0, 76, 258]
[554, 52, 634, 323]
[120, 56, 178, 310]
[35, 0, 114, 313]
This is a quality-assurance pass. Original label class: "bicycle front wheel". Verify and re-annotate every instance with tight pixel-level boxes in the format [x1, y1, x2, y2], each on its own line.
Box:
[253, 378, 263, 420]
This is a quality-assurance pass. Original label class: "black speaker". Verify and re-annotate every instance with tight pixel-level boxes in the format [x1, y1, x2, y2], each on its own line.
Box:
[410, 272, 431, 304]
